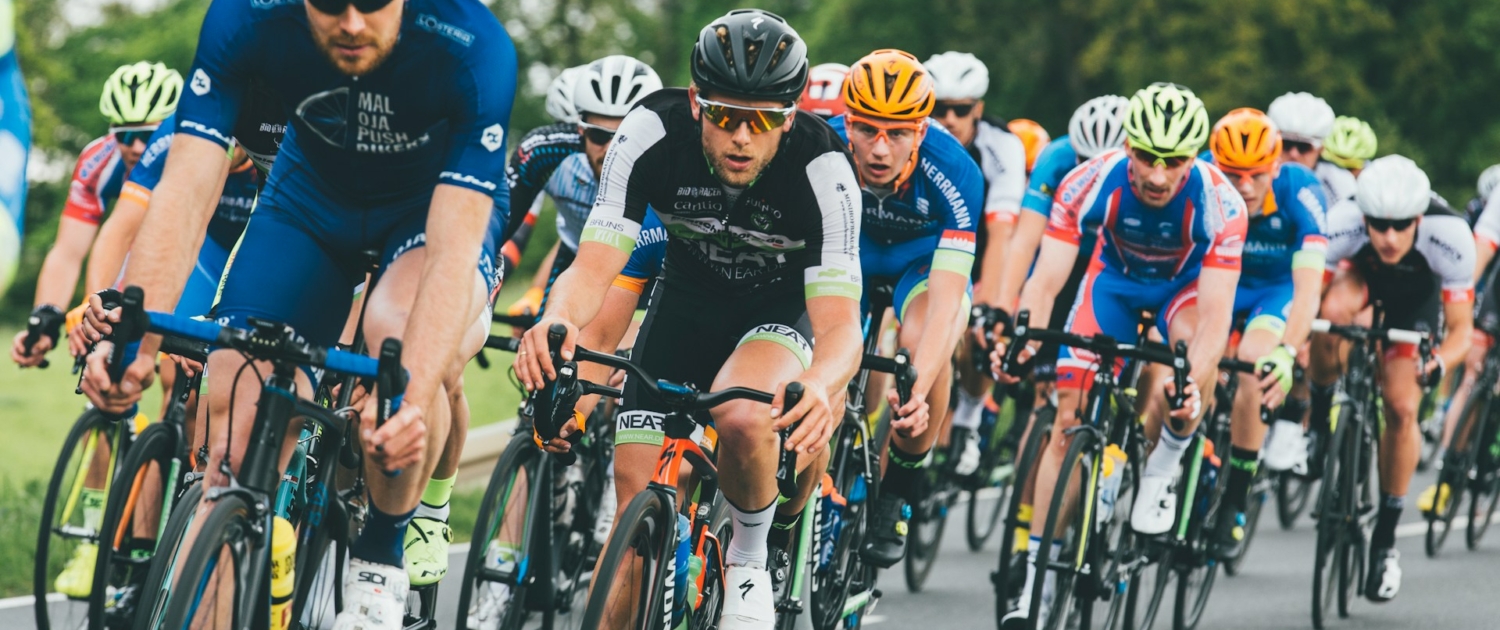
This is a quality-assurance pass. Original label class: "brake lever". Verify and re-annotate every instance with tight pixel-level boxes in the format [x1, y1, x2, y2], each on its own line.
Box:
[775, 382, 805, 500]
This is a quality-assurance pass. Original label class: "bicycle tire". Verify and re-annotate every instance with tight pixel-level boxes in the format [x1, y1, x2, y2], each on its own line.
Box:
[810, 422, 876, 630]
[1427, 386, 1490, 557]
[1467, 463, 1500, 549]
[35, 408, 117, 630]
[1275, 468, 1313, 530]
[994, 405, 1052, 625]
[91, 421, 178, 630]
[967, 484, 1008, 552]
[579, 488, 673, 630]
[1172, 453, 1219, 630]
[131, 481, 202, 630]
[1223, 466, 1268, 576]
[1310, 400, 1350, 630]
[1028, 428, 1098, 630]
[291, 494, 347, 629]
[1093, 452, 1140, 630]
[161, 493, 262, 630]
[458, 434, 538, 630]
[902, 466, 951, 593]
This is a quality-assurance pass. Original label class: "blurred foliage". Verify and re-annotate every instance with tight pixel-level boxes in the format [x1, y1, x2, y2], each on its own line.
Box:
[7, 0, 1500, 319]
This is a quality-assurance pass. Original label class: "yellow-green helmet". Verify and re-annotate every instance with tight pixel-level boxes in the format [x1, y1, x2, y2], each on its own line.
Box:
[99, 61, 183, 126]
[1321, 116, 1377, 169]
[1123, 82, 1210, 158]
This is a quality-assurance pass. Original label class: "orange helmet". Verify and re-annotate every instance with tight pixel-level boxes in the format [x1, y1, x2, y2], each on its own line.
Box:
[1210, 107, 1282, 173]
[800, 63, 849, 118]
[1008, 119, 1051, 174]
[844, 49, 935, 121]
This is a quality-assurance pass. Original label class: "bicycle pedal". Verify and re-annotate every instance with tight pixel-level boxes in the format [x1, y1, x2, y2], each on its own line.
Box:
[776, 598, 804, 614]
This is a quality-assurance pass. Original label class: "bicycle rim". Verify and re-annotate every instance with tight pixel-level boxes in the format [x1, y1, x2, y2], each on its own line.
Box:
[690, 499, 732, 630]
[579, 489, 671, 630]
[1224, 470, 1268, 576]
[810, 427, 872, 630]
[1030, 430, 1096, 630]
[1467, 469, 1500, 548]
[967, 483, 1008, 551]
[1097, 459, 1140, 630]
[161, 494, 260, 630]
[1310, 403, 1348, 630]
[91, 422, 178, 630]
[902, 469, 950, 593]
[292, 499, 346, 629]
[1275, 470, 1312, 530]
[36, 409, 115, 630]
[1311, 519, 1338, 630]
[994, 406, 1051, 625]
[131, 482, 202, 630]
[458, 435, 538, 630]
[1426, 465, 1461, 557]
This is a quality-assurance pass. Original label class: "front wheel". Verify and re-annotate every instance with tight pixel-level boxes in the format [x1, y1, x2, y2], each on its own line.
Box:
[1028, 429, 1098, 630]
[35, 408, 118, 630]
[160, 494, 263, 630]
[903, 469, 952, 593]
[579, 489, 674, 630]
[131, 481, 202, 630]
[458, 434, 538, 630]
[91, 422, 179, 630]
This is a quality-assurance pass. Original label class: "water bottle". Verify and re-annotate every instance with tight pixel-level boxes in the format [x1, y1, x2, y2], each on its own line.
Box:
[269, 516, 295, 630]
[671, 513, 690, 625]
[817, 480, 847, 570]
[1096, 444, 1127, 523]
[685, 553, 704, 614]
[1198, 439, 1220, 518]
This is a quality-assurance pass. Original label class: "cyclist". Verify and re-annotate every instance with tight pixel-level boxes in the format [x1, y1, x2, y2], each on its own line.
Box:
[1204, 108, 1328, 559]
[992, 83, 1246, 627]
[1268, 91, 1355, 203]
[1465, 164, 1500, 225]
[0, 0, 28, 296]
[825, 48, 981, 566]
[1419, 164, 1500, 516]
[79, 0, 518, 626]
[1008, 118, 1050, 174]
[1321, 115, 1377, 177]
[798, 61, 848, 119]
[991, 94, 1128, 560]
[923, 50, 1027, 475]
[11, 61, 181, 369]
[1311, 155, 1475, 603]
[513, 10, 862, 628]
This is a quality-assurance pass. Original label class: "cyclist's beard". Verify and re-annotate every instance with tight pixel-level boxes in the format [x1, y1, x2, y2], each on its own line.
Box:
[703, 142, 774, 188]
[313, 29, 397, 77]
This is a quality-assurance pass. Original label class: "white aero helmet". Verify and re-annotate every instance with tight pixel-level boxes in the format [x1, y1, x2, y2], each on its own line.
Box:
[1068, 94, 1129, 159]
[924, 51, 988, 101]
[1478, 164, 1500, 203]
[545, 66, 584, 123]
[1356, 155, 1431, 220]
[573, 55, 663, 119]
[1267, 91, 1335, 144]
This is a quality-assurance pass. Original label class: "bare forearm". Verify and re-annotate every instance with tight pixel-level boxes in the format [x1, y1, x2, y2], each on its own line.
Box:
[997, 212, 1047, 311]
[85, 202, 147, 293]
[803, 298, 861, 400]
[1282, 267, 1322, 349]
[402, 186, 491, 408]
[1476, 244, 1495, 281]
[1439, 307, 1474, 370]
[542, 242, 627, 330]
[1187, 273, 1238, 384]
[913, 272, 965, 394]
[34, 249, 84, 309]
[573, 287, 635, 413]
[124, 136, 227, 314]
[976, 219, 1013, 305]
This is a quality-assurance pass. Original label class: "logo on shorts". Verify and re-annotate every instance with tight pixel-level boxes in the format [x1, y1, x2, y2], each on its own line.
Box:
[482, 124, 505, 152]
[191, 69, 211, 96]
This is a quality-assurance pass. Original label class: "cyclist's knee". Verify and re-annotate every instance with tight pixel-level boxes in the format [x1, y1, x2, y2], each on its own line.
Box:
[711, 399, 777, 452]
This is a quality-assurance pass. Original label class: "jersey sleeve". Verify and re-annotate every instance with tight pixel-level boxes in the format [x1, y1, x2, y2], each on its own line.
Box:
[928, 140, 984, 278]
[61, 140, 114, 225]
[1321, 199, 1368, 269]
[1202, 174, 1248, 271]
[123, 118, 177, 202]
[618, 209, 667, 286]
[438, 26, 518, 204]
[1284, 168, 1330, 271]
[983, 129, 1027, 223]
[1422, 215, 1477, 303]
[1020, 140, 1073, 217]
[801, 150, 863, 301]
[174, 0, 256, 148]
[582, 107, 668, 254]
[1044, 153, 1110, 246]
[1475, 195, 1500, 253]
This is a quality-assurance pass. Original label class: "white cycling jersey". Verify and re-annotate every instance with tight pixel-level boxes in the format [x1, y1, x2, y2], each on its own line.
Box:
[1324, 197, 1476, 303]
[1315, 160, 1358, 204]
[968, 118, 1027, 223]
[1474, 194, 1500, 252]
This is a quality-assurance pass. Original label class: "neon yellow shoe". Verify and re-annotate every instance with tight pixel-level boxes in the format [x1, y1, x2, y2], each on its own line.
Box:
[404, 517, 452, 586]
[54, 542, 98, 598]
[1418, 483, 1452, 516]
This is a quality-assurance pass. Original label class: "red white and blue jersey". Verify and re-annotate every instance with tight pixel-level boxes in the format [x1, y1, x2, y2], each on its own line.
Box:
[1046, 150, 1248, 283]
[61, 135, 129, 226]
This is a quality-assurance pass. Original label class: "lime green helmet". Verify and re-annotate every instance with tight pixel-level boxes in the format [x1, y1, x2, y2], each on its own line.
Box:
[99, 61, 183, 126]
[1123, 82, 1210, 158]
[1321, 116, 1377, 169]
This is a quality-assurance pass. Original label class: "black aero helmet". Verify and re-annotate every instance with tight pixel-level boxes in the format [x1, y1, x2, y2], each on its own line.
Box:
[690, 9, 809, 104]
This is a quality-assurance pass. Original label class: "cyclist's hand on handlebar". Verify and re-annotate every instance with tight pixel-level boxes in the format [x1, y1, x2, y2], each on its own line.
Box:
[988, 340, 1036, 385]
[773, 380, 833, 455]
[1163, 377, 1202, 424]
[887, 389, 930, 439]
[515, 317, 577, 391]
[535, 410, 583, 454]
[11, 329, 53, 367]
[82, 292, 120, 343]
[79, 341, 156, 414]
[361, 399, 428, 474]
[1421, 355, 1446, 387]
[168, 353, 205, 379]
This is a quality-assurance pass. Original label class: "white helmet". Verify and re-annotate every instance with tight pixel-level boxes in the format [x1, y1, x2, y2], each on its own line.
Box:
[1267, 91, 1335, 144]
[1356, 155, 1431, 220]
[1478, 164, 1500, 203]
[573, 55, 663, 119]
[924, 52, 988, 101]
[545, 66, 584, 123]
[1068, 95, 1129, 159]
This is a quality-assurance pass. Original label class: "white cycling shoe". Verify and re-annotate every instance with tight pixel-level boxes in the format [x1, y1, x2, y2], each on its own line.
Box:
[719, 563, 775, 630]
[954, 430, 982, 477]
[333, 558, 409, 630]
[1131, 475, 1177, 535]
[593, 478, 617, 546]
[1262, 420, 1305, 472]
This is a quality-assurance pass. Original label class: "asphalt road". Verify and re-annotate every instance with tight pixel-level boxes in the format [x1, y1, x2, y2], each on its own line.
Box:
[7, 465, 1497, 629]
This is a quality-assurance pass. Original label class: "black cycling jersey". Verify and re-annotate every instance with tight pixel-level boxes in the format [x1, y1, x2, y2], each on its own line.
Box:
[232, 78, 287, 175]
[582, 88, 862, 298]
[1328, 193, 1475, 332]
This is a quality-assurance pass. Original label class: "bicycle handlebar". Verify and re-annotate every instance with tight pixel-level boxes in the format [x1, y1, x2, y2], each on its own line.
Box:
[1311, 319, 1439, 386]
[1003, 309, 1194, 410]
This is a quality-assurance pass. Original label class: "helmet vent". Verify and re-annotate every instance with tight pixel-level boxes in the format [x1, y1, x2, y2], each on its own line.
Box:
[744, 37, 763, 72]
[715, 26, 735, 70]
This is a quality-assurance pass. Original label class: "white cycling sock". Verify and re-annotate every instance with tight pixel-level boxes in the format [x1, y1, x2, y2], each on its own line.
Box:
[952, 389, 984, 431]
[1146, 427, 1192, 478]
[725, 500, 775, 567]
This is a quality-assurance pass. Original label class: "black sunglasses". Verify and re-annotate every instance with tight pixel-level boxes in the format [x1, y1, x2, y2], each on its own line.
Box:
[306, 0, 396, 16]
[932, 102, 976, 119]
[1366, 217, 1416, 233]
[1283, 140, 1316, 154]
[1130, 146, 1190, 168]
[110, 125, 159, 146]
[578, 122, 617, 146]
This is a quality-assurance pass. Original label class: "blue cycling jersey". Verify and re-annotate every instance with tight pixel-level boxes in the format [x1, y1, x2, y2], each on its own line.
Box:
[620, 211, 668, 281]
[827, 115, 983, 277]
[127, 113, 261, 250]
[1022, 136, 1098, 264]
[178, 0, 517, 212]
[1205, 160, 1328, 289]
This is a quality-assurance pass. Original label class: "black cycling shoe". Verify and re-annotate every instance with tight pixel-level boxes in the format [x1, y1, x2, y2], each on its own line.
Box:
[861, 495, 910, 568]
[1304, 429, 1327, 481]
[1364, 547, 1402, 603]
[1210, 510, 1246, 561]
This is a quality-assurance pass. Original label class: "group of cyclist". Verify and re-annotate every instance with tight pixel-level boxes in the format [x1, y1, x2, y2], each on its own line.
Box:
[8, 1, 1500, 629]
